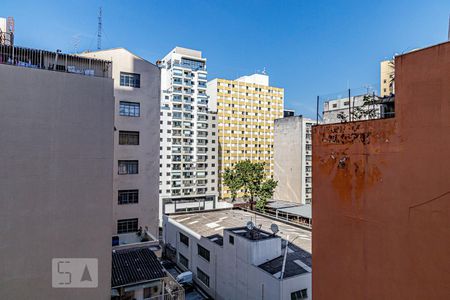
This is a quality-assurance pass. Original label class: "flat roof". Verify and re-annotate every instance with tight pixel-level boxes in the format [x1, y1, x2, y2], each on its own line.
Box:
[278, 204, 312, 219]
[168, 209, 312, 279]
[168, 208, 311, 253]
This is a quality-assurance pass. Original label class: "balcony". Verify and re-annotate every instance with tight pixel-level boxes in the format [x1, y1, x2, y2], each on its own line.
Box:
[0, 44, 112, 78]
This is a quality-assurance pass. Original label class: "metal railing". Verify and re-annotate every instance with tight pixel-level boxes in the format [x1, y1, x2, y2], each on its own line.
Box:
[0, 44, 111, 78]
[315, 84, 395, 125]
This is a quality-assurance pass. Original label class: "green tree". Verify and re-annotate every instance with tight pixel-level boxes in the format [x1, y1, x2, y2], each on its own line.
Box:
[223, 160, 278, 211]
[222, 168, 242, 202]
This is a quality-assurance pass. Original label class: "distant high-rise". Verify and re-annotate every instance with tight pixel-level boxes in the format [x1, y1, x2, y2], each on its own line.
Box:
[0, 16, 14, 46]
[208, 73, 284, 199]
[380, 59, 395, 96]
[158, 47, 219, 218]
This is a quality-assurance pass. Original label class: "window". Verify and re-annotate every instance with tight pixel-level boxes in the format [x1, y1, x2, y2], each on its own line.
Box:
[118, 190, 139, 204]
[229, 235, 234, 245]
[117, 218, 138, 234]
[197, 244, 210, 261]
[119, 101, 140, 117]
[179, 253, 189, 268]
[119, 131, 139, 145]
[118, 160, 138, 175]
[332, 103, 337, 108]
[120, 72, 140, 88]
[180, 232, 189, 247]
[197, 268, 210, 287]
[291, 289, 308, 300]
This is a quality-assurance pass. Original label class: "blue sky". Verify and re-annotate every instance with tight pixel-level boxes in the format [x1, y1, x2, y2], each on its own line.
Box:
[3, 0, 450, 118]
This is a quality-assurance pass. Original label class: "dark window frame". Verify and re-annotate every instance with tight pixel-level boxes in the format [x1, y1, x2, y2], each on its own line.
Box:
[118, 160, 139, 175]
[229, 235, 234, 245]
[197, 244, 210, 262]
[179, 253, 189, 269]
[179, 232, 189, 247]
[117, 218, 138, 234]
[120, 72, 141, 88]
[118, 189, 139, 205]
[119, 101, 140, 117]
[197, 267, 210, 287]
[119, 131, 140, 145]
[291, 289, 308, 300]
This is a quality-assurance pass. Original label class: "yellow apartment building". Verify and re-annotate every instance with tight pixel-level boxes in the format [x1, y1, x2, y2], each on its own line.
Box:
[207, 73, 284, 199]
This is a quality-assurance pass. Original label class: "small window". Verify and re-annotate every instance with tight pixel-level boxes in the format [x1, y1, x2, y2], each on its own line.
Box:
[117, 218, 138, 234]
[343, 101, 349, 106]
[119, 131, 139, 145]
[291, 289, 308, 300]
[119, 101, 140, 117]
[332, 103, 337, 108]
[118, 160, 138, 175]
[179, 253, 189, 268]
[118, 190, 139, 204]
[197, 268, 210, 287]
[180, 232, 189, 247]
[229, 235, 234, 245]
[120, 72, 141, 88]
[197, 244, 210, 262]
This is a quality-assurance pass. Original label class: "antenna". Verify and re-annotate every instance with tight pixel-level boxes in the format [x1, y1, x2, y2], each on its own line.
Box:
[270, 224, 279, 235]
[97, 7, 102, 50]
[448, 14, 450, 41]
[246, 221, 254, 231]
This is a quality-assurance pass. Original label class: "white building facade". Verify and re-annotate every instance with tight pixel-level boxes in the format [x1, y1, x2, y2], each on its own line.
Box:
[163, 210, 312, 300]
[158, 47, 218, 220]
[274, 116, 314, 204]
[322, 94, 382, 124]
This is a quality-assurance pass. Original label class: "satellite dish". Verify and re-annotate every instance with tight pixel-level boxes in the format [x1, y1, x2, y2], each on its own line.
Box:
[270, 224, 279, 235]
[246, 221, 254, 230]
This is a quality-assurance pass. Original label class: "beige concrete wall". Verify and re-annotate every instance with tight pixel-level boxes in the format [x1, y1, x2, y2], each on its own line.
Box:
[80, 49, 161, 238]
[0, 64, 114, 299]
[274, 117, 303, 203]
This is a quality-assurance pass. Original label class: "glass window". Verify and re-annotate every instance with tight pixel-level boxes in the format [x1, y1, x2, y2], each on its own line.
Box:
[118, 160, 138, 175]
[229, 235, 234, 245]
[197, 244, 210, 261]
[120, 72, 141, 88]
[179, 253, 189, 268]
[180, 232, 189, 247]
[117, 218, 138, 234]
[291, 289, 308, 300]
[197, 268, 210, 287]
[119, 131, 139, 145]
[118, 190, 139, 204]
[119, 101, 140, 117]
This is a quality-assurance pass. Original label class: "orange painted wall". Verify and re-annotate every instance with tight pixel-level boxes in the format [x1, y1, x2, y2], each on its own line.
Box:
[312, 41, 450, 299]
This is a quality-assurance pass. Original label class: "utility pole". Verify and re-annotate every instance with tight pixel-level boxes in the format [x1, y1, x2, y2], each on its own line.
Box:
[97, 7, 102, 50]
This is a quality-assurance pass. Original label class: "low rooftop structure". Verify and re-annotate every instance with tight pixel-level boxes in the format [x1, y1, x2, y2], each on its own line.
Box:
[168, 208, 311, 252]
[111, 247, 184, 300]
[112, 248, 165, 288]
[163, 208, 312, 299]
[0, 44, 111, 78]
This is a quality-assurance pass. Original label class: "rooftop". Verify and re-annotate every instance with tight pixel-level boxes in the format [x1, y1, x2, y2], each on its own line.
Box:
[111, 247, 166, 288]
[168, 209, 312, 279]
[226, 226, 279, 241]
[0, 44, 111, 78]
[168, 208, 312, 253]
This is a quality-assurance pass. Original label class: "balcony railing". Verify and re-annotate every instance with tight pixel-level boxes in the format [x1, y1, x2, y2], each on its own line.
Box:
[0, 44, 111, 78]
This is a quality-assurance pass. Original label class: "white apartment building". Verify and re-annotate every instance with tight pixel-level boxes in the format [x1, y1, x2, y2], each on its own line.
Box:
[274, 116, 314, 204]
[0, 16, 14, 46]
[322, 94, 382, 124]
[158, 47, 218, 219]
[80, 48, 161, 241]
[163, 209, 312, 300]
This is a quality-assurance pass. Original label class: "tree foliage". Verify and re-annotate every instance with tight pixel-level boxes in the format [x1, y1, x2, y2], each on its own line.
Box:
[222, 160, 278, 211]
